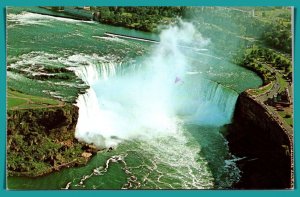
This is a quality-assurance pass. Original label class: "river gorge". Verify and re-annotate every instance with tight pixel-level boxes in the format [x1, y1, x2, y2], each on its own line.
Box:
[7, 7, 289, 190]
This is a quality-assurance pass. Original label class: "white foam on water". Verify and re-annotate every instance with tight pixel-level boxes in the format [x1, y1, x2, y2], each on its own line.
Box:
[7, 11, 94, 27]
[9, 51, 58, 68]
[137, 129, 215, 189]
[92, 35, 128, 43]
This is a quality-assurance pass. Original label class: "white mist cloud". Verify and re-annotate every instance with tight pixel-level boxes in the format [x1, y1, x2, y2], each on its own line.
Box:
[74, 21, 236, 148]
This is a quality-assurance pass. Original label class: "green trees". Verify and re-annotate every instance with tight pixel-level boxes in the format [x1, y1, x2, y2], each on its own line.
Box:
[237, 45, 292, 84]
[92, 7, 184, 32]
[50, 7, 63, 11]
[7, 105, 88, 176]
[262, 22, 292, 53]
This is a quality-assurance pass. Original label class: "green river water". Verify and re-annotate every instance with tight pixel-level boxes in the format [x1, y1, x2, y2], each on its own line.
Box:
[7, 7, 262, 190]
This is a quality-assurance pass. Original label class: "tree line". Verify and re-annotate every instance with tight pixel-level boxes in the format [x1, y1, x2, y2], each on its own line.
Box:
[91, 7, 184, 32]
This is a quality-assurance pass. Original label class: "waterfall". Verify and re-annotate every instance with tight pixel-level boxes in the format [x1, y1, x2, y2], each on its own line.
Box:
[72, 61, 123, 84]
[73, 21, 238, 148]
[73, 62, 128, 148]
[173, 77, 238, 126]
[73, 62, 238, 148]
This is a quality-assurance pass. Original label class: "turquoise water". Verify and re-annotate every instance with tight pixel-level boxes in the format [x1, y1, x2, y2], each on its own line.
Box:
[7, 7, 262, 190]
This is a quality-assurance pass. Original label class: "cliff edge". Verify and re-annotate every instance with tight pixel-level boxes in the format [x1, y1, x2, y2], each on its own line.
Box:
[7, 104, 97, 177]
[226, 92, 293, 189]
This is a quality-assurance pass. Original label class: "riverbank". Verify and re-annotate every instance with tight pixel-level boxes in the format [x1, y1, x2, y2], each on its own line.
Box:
[224, 43, 293, 189]
[236, 45, 293, 128]
[225, 91, 293, 189]
[7, 104, 100, 177]
[40, 6, 180, 33]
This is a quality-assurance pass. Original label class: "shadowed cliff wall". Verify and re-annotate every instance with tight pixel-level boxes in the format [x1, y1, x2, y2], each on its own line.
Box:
[226, 92, 292, 189]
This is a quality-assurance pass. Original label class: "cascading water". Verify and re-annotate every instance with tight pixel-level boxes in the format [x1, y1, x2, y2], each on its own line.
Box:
[74, 21, 238, 149]
[55, 22, 239, 188]
[174, 77, 238, 126]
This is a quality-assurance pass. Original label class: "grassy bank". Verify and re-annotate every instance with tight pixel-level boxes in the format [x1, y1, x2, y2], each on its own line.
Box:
[8, 89, 61, 110]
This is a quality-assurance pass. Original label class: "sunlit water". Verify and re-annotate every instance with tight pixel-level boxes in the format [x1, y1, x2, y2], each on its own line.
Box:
[7, 7, 262, 189]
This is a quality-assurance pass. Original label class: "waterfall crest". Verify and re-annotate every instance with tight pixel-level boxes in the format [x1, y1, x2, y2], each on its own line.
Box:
[174, 77, 238, 126]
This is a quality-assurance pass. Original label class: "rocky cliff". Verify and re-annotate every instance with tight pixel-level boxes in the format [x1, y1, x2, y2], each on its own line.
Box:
[7, 104, 97, 177]
[226, 92, 292, 189]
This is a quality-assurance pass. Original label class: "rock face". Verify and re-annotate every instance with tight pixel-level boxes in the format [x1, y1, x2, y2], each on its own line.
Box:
[226, 92, 292, 189]
[7, 104, 97, 177]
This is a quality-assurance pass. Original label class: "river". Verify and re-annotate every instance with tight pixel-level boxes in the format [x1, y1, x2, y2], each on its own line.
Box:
[7, 7, 262, 189]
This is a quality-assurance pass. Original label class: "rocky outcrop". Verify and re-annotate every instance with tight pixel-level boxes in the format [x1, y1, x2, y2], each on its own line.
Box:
[7, 104, 98, 177]
[226, 92, 292, 189]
